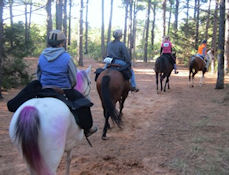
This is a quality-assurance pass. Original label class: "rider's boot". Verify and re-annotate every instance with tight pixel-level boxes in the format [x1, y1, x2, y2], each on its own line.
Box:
[130, 86, 139, 92]
[84, 126, 98, 137]
[174, 64, 179, 74]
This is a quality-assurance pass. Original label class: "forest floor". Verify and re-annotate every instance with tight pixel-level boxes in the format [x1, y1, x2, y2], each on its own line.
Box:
[0, 57, 229, 175]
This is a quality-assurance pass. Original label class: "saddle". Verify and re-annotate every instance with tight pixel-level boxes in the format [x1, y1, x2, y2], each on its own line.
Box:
[7, 80, 93, 127]
[94, 63, 132, 81]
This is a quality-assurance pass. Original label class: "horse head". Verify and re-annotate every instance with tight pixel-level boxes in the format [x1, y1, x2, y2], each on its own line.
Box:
[74, 65, 92, 99]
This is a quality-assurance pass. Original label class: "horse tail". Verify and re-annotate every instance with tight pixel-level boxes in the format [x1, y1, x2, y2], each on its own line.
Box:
[101, 75, 122, 127]
[15, 106, 43, 173]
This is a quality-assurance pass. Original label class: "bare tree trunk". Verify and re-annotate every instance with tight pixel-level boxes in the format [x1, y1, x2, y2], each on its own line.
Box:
[211, 1, 218, 73]
[9, 0, 13, 47]
[195, 0, 200, 50]
[132, 0, 137, 63]
[46, 0, 53, 46]
[78, 0, 84, 66]
[162, 0, 167, 37]
[28, 2, 32, 42]
[224, 0, 229, 73]
[107, 0, 113, 45]
[194, 0, 197, 19]
[185, 0, 190, 36]
[0, 0, 4, 99]
[151, 2, 156, 50]
[85, 0, 89, 54]
[25, 3, 28, 47]
[144, 0, 151, 63]
[167, 0, 172, 35]
[101, 0, 105, 58]
[174, 0, 179, 32]
[124, 0, 129, 45]
[63, 0, 67, 49]
[56, 0, 63, 30]
[216, 0, 225, 89]
[68, 0, 72, 45]
[205, 0, 212, 41]
[128, 0, 133, 59]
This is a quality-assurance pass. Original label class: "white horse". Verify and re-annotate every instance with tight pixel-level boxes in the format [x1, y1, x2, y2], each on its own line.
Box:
[9, 66, 92, 175]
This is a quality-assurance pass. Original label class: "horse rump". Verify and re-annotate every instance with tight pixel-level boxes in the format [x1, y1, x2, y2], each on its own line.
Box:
[14, 106, 43, 173]
[101, 75, 122, 127]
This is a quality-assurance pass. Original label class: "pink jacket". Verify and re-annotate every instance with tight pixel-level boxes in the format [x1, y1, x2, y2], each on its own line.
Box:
[161, 40, 172, 54]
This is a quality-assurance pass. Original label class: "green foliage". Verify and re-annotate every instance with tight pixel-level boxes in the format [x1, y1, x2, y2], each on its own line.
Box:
[2, 22, 45, 88]
[1, 57, 31, 88]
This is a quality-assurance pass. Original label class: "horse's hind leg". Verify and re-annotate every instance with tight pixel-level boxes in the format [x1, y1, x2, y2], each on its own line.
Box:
[65, 150, 72, 175]
[160, 73, 166, 92]
[200, 71, 205, 86]
[102, 115, 110, 140]
[156, 72, 159, 92]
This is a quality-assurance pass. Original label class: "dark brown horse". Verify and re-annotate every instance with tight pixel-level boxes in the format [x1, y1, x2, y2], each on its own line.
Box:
[154, 53, 175, 92]
[96, 68, 130, 140]
[189, 50, 214, 87]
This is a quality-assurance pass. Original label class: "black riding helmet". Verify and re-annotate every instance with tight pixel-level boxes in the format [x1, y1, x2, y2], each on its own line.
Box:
[48, 30, 66, 47]
[202, 40, 207, 44]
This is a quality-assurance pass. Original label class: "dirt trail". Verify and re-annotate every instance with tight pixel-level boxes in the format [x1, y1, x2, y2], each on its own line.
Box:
[0, 58, 229, 175]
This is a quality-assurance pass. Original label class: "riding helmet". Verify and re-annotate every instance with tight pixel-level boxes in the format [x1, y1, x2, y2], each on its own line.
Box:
[113, 29, 122, 39]
[48, 30, 66, 47]
[202, 40, 207, 44]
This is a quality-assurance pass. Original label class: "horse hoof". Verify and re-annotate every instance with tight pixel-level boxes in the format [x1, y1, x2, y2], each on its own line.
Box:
[102, 136, 109, 140]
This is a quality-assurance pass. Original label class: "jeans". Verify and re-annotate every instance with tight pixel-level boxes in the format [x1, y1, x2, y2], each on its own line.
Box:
[104, 59, 137, 87]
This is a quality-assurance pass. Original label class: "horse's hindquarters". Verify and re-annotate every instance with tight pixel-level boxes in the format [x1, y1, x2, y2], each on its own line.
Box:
[9, 97, 83, 174]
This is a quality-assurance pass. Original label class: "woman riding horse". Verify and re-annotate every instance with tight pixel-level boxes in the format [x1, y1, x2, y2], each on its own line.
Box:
[160, 36, 178, 74]
[8, 30, 97, 137]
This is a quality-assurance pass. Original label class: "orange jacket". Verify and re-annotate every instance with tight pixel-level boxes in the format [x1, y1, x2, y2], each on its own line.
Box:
[197, 44, 207, 56]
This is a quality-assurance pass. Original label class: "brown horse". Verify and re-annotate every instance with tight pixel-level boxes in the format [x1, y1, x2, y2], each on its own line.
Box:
[189, 50, 214, 87]
[96, 68, 130, 140]
[154, 53, 176, 92]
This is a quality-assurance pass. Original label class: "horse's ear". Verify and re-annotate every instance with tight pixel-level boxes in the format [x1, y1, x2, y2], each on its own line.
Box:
[86, 65, 92, 75]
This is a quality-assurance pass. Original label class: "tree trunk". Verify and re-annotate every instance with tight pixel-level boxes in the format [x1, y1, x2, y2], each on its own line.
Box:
[124, 0, 129, 45]
[211, 1, 218, 73]
[68, 0, 72, 45]
[216, 0, 225, 89]
[85, 0, 89, 54]
[167, 0, 172, 35]
[63, 0, 67, 49]
[56, 0, 63, 30]
[224, 0, 229, 73]
[46, 0, 53, 46]
[132, 0, 137, 63]
[25, 3, 28, 47]
[28, 2, 32, 42]
[0, 0, 4, 99]
[174, 0, 179, 32]
[195, 0, 200, 50]
[185, 0, 190, 36]
[107, 0, 113, 45]
[9, 0, 13, 47]
[128, 0, 133, 59]
[151, 2, 156, 50]
[194, 0, 197, 19]
[144, 0, 151, 63]
[101, 0, 106, 58]
[205, 0, 212, 41]
[162, 0, 167, 37]
[78, 0, 84, 66]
